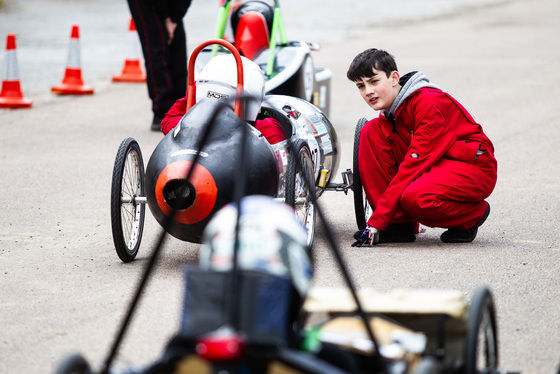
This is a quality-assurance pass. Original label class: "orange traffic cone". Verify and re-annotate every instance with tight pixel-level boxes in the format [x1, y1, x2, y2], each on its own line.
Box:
[51, 25, 94, 95]
[112, 19, 146, 83]
[0, 34, 32, 109]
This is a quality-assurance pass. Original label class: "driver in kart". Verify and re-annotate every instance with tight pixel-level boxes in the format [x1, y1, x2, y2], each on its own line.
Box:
[159, 54, 286, 145]
[348, 48, 498, 246]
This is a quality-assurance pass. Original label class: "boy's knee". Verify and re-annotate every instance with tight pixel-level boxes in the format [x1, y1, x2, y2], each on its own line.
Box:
[400, 186, 435, 218]
[401, 185, 420, 212]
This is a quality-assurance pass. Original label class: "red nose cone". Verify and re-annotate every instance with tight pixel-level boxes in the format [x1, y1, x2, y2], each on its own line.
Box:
[155, 161, 217, 224]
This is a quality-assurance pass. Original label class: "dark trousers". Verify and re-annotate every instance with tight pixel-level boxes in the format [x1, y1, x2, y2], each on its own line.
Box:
[127, 0, 188, 119]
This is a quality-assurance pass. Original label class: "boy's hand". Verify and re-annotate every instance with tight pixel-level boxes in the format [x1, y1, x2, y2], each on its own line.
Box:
[351, 225, 380, 247]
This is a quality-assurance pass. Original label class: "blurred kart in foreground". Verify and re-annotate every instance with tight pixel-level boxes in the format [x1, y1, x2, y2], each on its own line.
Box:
[110, 39, 350, 262]
[59, 195, 505, 374]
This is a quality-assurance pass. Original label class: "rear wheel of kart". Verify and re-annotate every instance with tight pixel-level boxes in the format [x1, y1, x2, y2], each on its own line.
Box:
[465, 285, 499, 374]
[286, 139, 316, 249]
[353, 118, 373, 230]
[110, 137, 145, 263]
[54, 353, 91, 374]
[302, 54, 315, 102]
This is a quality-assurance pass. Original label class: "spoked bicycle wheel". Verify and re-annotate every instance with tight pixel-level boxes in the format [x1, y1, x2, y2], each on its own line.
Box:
[353, 118, 373, 230]
[285, 139, 316, 248]
[110, 137, 146, 263]
[465, 285, 499, 374]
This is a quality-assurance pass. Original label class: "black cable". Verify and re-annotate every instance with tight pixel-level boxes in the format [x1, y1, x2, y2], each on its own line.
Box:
[285, 138, 383, 359]
[100, 101, 229, 374]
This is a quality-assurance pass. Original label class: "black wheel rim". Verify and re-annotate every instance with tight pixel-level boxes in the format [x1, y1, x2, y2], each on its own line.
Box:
[110, 138, 145, 262]
[353, 118, 372, 230]
[286, 140, 316, 247]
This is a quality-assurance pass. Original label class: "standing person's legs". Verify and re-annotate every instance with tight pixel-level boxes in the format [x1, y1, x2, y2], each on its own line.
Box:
[168, 20, 187, 105]
[127, 0, 176, 129]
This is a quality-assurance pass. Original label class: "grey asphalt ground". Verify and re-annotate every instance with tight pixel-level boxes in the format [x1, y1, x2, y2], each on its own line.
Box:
[1, 0, 559, 373]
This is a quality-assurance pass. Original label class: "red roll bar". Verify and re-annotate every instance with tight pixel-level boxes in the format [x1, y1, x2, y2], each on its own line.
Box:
[186, 39, 245, 119]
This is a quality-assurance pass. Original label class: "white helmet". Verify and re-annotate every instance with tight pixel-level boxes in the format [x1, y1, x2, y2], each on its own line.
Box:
[196, 54, 265, 122]
[200, 195, 312, 298]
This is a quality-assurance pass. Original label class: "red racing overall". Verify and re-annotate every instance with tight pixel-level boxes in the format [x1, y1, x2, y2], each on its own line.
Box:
[360, 87, 498, 231]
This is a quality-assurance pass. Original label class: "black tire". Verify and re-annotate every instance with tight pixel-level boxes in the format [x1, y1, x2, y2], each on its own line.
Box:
[465, 285, 499, 374]
[54, 353, 91, 374]
[110, 138, 145, 263]
[285, 139, 316, 248]
[352, 118, 372, 230]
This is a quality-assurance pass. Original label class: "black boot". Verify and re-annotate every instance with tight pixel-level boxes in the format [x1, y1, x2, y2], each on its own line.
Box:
[353, 222, 416, 243]
[440, 203, 490, 243]
[151, 114, 164, 131]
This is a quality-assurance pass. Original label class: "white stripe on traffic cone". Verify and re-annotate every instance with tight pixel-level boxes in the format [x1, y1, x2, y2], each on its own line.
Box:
[51, 25, 94, 95]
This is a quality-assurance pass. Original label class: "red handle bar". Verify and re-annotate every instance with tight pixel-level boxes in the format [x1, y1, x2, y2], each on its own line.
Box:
[186, 39, 245, 119]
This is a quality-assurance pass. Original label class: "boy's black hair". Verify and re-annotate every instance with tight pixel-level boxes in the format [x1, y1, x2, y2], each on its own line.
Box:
[347, 48, 398, 82]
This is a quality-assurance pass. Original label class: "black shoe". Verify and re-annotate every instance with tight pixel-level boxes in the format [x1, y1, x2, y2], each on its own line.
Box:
[353, 222, 416, 243]
[440, 203, 490, 243]
[151, 115, 163, 131]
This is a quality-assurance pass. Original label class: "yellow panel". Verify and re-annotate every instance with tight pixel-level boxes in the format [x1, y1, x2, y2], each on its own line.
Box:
[174, 356, 211, 374]
[304, 288, 467, 319]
